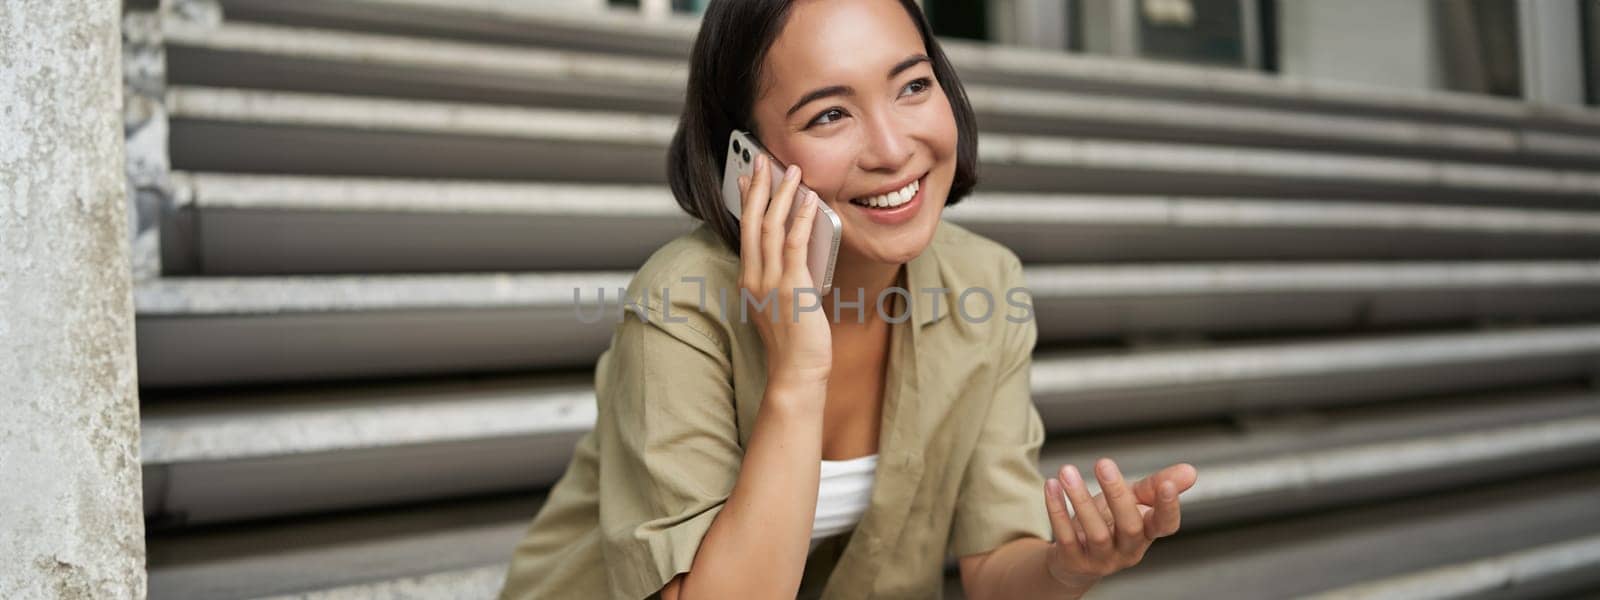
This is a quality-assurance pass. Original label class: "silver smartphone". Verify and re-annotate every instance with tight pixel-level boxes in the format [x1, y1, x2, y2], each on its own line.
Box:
[721, 129, 842, 293]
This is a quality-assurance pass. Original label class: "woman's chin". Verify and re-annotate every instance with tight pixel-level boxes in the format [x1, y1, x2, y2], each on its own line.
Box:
[840, 221, 938, 266]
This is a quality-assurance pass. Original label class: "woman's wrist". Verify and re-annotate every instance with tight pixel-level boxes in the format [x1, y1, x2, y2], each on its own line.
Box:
[767, 367, 830, 395]
[763, 376, 829, 415]
[1045, 555, 1101, 593]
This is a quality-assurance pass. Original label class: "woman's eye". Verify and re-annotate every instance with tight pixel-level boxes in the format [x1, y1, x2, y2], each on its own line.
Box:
[808, 108, 845, 128]
[805, 79, 931, 129]
[901, 77, 932, 97]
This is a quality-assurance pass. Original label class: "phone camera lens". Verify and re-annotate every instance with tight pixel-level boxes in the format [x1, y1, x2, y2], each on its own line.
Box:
[742, 149, 751, 162]
[732, 140, 742, 153]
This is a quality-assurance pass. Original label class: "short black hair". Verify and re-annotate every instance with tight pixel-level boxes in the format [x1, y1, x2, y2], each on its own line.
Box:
[666, 0, 980, 255]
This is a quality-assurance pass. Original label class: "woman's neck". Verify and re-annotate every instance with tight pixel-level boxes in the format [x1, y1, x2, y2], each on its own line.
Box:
[821, 253, 903, 327]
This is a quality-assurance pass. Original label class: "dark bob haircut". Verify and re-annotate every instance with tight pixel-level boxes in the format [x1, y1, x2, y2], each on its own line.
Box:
[666, 0, 980, 255]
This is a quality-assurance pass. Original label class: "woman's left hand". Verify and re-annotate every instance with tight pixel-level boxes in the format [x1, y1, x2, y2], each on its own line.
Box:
[1041, 459, 1198, 589]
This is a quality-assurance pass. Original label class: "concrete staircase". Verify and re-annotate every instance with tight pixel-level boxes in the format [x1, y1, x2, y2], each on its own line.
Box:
[130, 1, 1600, 598]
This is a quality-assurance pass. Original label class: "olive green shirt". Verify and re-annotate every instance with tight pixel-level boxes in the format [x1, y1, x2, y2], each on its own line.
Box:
[498, 219, 1051, 599]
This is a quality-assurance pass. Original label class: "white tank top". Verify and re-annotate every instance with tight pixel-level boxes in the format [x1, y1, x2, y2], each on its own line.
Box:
[808, 453, 879, 553]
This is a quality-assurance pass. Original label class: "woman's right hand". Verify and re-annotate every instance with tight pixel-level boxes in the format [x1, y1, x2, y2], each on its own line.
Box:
[738, 154, 833, 392]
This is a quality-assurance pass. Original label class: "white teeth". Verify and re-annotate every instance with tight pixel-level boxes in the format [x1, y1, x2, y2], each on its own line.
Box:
[852, 178, 919, 209]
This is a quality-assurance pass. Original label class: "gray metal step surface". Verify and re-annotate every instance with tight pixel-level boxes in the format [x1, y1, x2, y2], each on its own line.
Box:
[164, 87, 1600, 206]
[163, 530, 1600, 599]
[1040, 384, 1600, 530]
[158, 20, 1600, 169]
[251, 564, 508, 600]
[144, 491, 538, 600]
[172, 172, 698, 274]
[1297, 533, 1600, 600]
[133, 272, 625, 386]
[1025, 260, 1600, 341]
[162, 19, 687, 116]
[142, 463, 1600, 599]
[139, 327, 1600, 526]
[205, 0, 1600, 136]
[170, 172, 1600, 276]
[1083, 466, 1600, 599]
[1031, 322, 1600, 430]
[215, 0, 699, 58]
[132, 267, 1600, 386]
[141, 371, 592, 526]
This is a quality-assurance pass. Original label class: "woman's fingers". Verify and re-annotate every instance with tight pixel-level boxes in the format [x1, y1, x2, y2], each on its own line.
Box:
[1144, 480, 1183, 540]
[1047, 460, 1186, 580]
[1058, 464, 1113, 556]
[1093, 458, 1146, 554]
[739, 155, 771, 291]
[762, 163, 803, 291]
[783, 189, 818, 281]
[1130, 463, 1199, 506]
[1044, 478, 1084, 560]
[1092, 493, 1115, 528]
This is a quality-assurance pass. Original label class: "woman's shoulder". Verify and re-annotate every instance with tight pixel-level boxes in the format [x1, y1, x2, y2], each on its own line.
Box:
[927, 219, 1026, 288]
[627, 222, 741, 297]
[614, 222, 742, 353]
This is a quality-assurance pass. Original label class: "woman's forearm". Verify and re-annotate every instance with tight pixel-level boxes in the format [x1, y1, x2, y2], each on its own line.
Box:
[971, 537, 1099, 600]
[675, 380, 826, 599]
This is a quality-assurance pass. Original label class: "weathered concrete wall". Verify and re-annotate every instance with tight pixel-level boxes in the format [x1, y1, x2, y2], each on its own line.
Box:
[0, 0, 147, 598]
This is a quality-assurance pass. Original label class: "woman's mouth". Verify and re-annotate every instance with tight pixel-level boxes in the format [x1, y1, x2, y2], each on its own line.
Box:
[846, 173, 926, 225]
[849, 177, 919, 209]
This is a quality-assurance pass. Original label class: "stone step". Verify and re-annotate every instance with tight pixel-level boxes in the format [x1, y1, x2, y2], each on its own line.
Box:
[204, 0, 1600, 135]
[1084, 466, 1600, 598]
[140, 371, 591, 527]
[159, 526, 1600, 600]
[132, 266, 1600, 386]
[214, 0, 699, 58]
[1297, 533, 1600, 600]
[165, 87, 1600, 207]
[1029, 322, 1600, 430]
[134, 271, 624, 386]
[160, 18, 684, 115]
[143, 437, 1600, 599]
[169, 172, 1600, 276]
[145, 491, 538, 599]
[139, 324, 1600, 526]
[1038, 385, 1600, 530]
[251, 564, 509, 600]
[158, 20, 1600, 168]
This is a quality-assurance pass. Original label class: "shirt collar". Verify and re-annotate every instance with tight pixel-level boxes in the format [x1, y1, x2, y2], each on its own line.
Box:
[906, 222, 949, 327]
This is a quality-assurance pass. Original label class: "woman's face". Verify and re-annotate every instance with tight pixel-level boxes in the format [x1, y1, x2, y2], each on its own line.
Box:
[749, 0, 958, 267]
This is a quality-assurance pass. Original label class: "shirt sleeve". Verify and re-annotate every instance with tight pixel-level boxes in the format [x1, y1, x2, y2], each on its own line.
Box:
[947, 254, 1054, 558]
[593, 281, 744, 600]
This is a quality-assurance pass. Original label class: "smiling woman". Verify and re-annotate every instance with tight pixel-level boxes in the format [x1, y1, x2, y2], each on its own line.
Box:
[667, 0, 978, 269]
[496, 1, 1194, 599]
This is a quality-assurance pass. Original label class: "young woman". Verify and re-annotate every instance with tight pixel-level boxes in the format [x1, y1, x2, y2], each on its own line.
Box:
[499, 1, 1197, 598]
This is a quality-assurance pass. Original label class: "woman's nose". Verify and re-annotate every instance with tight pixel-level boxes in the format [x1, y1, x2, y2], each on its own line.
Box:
[856, 112, 914, 172]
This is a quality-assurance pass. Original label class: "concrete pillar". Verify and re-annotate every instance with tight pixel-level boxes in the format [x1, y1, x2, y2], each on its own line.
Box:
[1080, 0, 1141, 58]
[1277, 0, 1444, 91]
[0, 0, 146, 598]
[641, 0, 671, 20]
[1239, 0, 1263, 70]
[989, 0, 1018, 45]
[1518, 0, 1586, 106]
[996, 0, 1070, 50]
